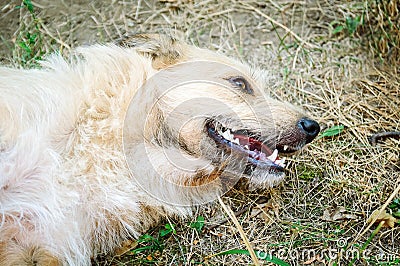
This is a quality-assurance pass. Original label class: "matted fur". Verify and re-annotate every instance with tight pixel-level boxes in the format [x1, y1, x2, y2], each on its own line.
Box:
[0, 35, 317, 265]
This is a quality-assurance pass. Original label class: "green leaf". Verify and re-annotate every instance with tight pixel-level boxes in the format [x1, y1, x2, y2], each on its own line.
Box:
[159, 229, 171, 237]
[28, 33, 38, 44]
[214, 249, 290, 266]
[18, 41, 31, 54]
[189, 215, 205, 232]
[332, 25, 344, 35]
[389, 198, 400, 209]
[318, 125, 344, 139]
[345, 16, 361, 35]
[137, 234, 156, 243]
[159, 223, 175, 237]
[165, 223, 176, 234]
[22, 0, 34, 13]
[131, 245, 155, 254]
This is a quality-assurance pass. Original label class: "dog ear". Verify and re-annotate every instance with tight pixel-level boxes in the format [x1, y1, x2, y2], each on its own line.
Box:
[117, 34, 186, 69]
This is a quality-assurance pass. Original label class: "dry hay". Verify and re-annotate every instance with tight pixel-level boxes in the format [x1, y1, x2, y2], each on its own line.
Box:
[361, 0, 400, 63]
[0, 0, 399, 265]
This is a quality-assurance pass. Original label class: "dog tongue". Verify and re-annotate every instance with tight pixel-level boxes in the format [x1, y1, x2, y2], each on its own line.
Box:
[233, 134, 273, 156]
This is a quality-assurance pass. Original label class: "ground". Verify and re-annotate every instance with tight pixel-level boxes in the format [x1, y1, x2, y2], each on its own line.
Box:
[0, 0, 399, 265]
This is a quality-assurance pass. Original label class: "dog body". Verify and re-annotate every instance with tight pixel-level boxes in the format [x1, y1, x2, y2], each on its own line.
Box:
[0, 36, 319, 265]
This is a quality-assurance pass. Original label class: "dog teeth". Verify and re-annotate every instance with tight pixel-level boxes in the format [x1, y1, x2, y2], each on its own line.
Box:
[284, 145, 288, 151]
[267, 149, 278, 162]
[218, 127, 241, 145]
[275, 157, 286, 167]
[222, 129, 233, 141]
[217, 126, 223, 135]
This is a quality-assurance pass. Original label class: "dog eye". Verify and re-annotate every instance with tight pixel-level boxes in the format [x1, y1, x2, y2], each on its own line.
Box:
[228, 77, 253, 94]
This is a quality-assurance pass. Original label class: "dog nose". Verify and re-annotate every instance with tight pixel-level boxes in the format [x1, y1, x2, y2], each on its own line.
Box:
[298, 117, 320, 143]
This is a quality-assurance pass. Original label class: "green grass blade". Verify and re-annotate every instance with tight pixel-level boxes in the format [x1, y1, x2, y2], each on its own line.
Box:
[189, 215, 205, 232]
[130, 245, 155, 254]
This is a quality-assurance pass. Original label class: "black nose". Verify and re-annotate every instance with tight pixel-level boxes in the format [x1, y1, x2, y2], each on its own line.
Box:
[298, 117, 320, 143]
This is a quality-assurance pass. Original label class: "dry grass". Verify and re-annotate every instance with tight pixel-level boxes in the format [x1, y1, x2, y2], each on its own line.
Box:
[361, 0, 400, 63]
[1, 0, 399, 265]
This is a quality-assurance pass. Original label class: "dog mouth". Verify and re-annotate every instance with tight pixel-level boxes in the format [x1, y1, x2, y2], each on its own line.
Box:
[206, 121, 287, 172]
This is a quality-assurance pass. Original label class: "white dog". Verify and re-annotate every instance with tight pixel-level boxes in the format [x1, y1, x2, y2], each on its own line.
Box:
[0, 34, 319, 265]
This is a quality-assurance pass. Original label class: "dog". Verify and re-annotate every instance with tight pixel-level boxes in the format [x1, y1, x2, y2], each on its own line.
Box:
[0, 34, 320, 265]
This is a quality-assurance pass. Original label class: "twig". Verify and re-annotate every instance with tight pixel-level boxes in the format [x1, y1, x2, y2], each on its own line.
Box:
[218, 197, 260, 266]
[369, 131, 400, 146]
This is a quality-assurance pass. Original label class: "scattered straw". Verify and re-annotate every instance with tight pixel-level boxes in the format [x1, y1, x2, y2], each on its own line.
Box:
[218, 197, 260, 266]
[240, 1, 318, 49]
[353, 181, 400, 245]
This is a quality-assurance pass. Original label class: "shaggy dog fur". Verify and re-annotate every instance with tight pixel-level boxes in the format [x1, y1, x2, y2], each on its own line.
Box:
[0, 35, 319, 265]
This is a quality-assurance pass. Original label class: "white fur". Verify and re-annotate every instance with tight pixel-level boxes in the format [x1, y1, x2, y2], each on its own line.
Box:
[0, 40, 306, 265]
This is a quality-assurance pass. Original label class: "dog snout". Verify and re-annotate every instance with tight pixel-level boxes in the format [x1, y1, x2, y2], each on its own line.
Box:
[297, 117, 320, 143]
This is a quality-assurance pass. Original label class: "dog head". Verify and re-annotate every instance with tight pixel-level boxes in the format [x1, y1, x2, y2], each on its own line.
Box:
[122, 35, 320, 204]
